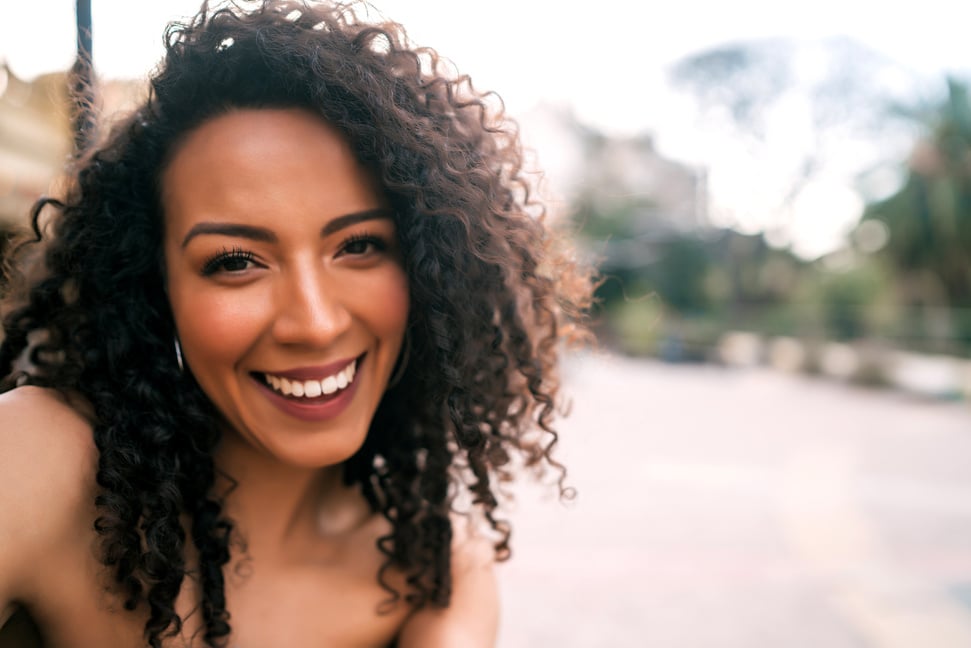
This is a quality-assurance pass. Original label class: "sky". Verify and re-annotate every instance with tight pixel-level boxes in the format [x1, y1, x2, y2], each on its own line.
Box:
[2, 0, 970, 257]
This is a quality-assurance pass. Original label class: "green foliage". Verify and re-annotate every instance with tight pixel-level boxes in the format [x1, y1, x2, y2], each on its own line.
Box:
[864, 79, 971, 294]
[795, 258, 898, 342]
[574, 196, 656, 240]
[609, 296, 663, 356]
[860, 76, 971, 352]
[651, 237, 710, 313]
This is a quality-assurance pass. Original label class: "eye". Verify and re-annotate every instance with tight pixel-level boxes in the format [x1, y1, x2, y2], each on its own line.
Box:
[339, 233, 389, 258]
[201, 247, 259, 276]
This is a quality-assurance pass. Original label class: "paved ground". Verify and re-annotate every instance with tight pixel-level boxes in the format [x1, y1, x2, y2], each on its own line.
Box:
[496, 353, 971, 647]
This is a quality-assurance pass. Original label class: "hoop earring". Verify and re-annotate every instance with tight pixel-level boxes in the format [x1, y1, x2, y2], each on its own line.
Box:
[174, 337, 185, 373]
[386, 330, 411, 389]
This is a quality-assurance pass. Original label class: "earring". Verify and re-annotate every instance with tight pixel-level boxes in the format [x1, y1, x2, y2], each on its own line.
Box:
[386, 330, 411, 389]
[174, 337, 184, 373]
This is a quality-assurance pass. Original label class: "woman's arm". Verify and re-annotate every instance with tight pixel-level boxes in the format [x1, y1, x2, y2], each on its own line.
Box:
[395, 530, 499, 648]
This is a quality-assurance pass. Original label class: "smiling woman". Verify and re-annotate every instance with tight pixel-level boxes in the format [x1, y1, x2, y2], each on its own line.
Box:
[0, 1, 593, 647]
[164, 109, 410, 470]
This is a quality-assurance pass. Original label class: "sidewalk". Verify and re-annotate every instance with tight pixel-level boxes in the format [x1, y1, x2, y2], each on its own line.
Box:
[496, 353, 971, 647]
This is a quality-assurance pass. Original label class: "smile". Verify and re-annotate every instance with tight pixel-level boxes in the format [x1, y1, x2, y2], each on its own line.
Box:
[261, 358, 358, 399]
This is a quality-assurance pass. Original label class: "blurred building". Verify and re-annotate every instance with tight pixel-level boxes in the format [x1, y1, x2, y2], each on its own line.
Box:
[0, 65, 72, 229]
[0, 65, 145, 232]
[583, 131, 708, 232]
[520, 104, 708, 274]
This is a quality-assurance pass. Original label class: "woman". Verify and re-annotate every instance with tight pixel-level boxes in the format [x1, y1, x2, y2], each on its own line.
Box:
[0, 1, 592, 646]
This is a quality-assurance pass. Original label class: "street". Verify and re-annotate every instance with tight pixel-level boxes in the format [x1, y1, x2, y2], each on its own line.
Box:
[497, 353, 971, 647]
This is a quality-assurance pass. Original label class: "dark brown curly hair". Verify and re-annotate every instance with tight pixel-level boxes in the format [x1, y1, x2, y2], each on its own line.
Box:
[0, 1, 593, 646]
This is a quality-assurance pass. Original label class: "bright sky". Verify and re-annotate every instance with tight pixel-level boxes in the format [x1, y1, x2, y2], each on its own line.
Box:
[2, 0, 970, 257]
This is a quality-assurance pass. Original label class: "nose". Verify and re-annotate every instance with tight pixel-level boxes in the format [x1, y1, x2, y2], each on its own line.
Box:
[271, 261, 351, 347]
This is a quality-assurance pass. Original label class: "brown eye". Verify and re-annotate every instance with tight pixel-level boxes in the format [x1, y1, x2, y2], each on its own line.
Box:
[201, 248, 259, 275]
[340, 234, 388, 257]
[220, 256, 254, 272]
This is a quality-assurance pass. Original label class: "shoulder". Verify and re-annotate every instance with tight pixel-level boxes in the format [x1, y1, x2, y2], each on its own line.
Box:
[0, 387, 98, 600]
[0, 386, 97, 485]
[395, 519, 499, 648]
[0, 385, 98, 527]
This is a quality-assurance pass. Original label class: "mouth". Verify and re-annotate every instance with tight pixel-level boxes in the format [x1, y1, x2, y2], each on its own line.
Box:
[255, 355, 361, 402]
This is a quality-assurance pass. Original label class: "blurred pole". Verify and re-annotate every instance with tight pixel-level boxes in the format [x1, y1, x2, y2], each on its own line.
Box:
[72, 0, 95, 154]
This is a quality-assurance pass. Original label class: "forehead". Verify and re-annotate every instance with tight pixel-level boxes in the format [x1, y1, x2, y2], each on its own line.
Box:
[160, 108, 386, 236]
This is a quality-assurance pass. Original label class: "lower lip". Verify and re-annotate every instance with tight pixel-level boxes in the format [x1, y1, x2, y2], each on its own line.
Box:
[254, 362, 363, 423]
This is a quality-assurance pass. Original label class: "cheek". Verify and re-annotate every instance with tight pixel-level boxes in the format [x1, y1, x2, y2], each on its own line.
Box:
[369, 267, 410, 335]
[171, 285, 269, 373]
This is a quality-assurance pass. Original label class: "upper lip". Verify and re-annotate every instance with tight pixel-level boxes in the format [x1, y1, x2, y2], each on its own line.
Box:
[258, 354, 363, 381]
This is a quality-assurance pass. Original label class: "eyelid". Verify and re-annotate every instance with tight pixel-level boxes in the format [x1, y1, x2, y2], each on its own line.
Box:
[338, 231, 390, 255]
[200, 246, 259, 276]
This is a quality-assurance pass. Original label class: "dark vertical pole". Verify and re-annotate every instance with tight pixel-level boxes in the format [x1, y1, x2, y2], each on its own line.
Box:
[72, 0, 95, 154]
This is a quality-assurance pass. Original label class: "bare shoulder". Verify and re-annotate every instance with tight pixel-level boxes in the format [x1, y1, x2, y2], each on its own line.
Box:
[450, 516, 499, 571]
[0, 385, 98, 529]
[395, 517, 499, 648]
[0, 386, 98, 605]
[0, 385, 97, 483]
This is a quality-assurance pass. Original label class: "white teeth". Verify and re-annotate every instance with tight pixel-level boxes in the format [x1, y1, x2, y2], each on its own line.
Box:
[263, 359, 357, 399]
[322, 376, 338, 395]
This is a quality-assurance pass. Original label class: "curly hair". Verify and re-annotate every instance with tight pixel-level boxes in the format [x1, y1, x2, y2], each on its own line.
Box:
[0, 1, 593, 646]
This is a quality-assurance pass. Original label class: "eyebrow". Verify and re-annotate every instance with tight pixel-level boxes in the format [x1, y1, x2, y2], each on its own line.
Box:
[181, 208, 393, 248]
[320, 208, 393, 236]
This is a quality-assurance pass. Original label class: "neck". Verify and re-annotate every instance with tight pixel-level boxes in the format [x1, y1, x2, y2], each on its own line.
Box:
[212, 430, 366, 562]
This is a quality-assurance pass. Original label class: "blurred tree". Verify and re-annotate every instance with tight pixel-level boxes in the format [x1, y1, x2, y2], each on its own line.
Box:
[669, 40, 794, 142]
[795, 257, 897, 342]
[864, 79, 971, 301]
[670, 38, 916, 223]
[653, 237, 710, 314]
[861, 78, 971, 351]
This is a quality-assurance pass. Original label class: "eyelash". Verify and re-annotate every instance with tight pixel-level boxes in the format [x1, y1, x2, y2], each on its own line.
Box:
[201, 246, 257, 276]
[339, 232, 389, 256]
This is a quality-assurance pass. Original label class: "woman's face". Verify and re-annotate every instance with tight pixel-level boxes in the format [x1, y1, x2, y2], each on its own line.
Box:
[162, 108, 409, 468]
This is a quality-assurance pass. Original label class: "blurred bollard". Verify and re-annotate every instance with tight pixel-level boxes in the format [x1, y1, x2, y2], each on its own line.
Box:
[767, 336, 807, 372]
[818, 342, 859, 380]
[718, 331, 764, 367]
[885, 351, 966, 399]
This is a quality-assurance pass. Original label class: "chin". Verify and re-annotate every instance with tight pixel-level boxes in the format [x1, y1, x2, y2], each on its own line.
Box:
[264, 427, 371, 470]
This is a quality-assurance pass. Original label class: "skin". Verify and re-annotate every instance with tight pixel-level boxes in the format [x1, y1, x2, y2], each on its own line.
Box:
[0, 108, 498, 647]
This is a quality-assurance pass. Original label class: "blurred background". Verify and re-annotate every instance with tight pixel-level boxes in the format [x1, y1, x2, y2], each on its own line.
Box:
[2, 1, 971, 646]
